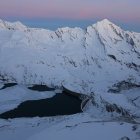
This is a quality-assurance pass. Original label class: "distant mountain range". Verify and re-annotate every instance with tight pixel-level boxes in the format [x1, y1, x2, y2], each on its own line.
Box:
[0, 19, 140, 117]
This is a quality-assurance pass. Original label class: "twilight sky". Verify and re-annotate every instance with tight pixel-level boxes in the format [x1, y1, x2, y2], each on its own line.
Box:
[0, 0, 140, 31]
[0, 0, 139, 21]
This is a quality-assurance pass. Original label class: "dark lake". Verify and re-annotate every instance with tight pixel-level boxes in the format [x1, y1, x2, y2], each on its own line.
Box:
[0, 92, 82, 119]
[28, 85, 55, 91]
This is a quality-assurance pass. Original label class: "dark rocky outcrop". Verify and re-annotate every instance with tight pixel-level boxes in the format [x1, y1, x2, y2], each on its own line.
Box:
[108, 80, 140, 93]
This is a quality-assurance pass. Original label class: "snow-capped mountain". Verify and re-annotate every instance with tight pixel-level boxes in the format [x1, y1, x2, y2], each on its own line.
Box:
[0, 19, 140, 118]
[0, 19, 139, 91]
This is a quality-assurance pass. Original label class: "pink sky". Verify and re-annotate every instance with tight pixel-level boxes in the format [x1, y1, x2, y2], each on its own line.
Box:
[0, 0, 140, 23]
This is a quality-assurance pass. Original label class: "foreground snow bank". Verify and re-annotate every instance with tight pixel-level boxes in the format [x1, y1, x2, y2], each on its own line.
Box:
[0, 113, 139, 140]
[27, 121, 138, 140]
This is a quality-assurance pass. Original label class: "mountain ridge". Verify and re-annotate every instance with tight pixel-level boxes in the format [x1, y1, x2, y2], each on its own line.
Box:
[0, 18, 140, 118]
[0, 18, 140, 33]
[0, 19, 139, 89]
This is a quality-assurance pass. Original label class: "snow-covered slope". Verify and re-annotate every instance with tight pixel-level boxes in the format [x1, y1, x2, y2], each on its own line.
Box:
[0, 19, 139, 91]
[0, 19, 140, 118]
[1, 115, 140, 140]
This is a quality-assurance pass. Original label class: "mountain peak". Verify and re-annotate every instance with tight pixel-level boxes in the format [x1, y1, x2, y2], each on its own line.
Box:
[0, 19, 26, 30]
[100, 19, 112, 24]
[0, 19, 6, 25]
[92, 18, 123, 34]
[92, 19, 117, 31]
[0, 19, 4, 23]
[96, 19, 113, 26]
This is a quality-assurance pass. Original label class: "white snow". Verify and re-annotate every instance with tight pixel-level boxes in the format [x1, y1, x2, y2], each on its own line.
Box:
[0, 114, 139, 140]
[27, 122, 137, 140]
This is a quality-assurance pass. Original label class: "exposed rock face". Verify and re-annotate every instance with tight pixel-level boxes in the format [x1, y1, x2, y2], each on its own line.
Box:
[108, 80, 140, 93]
[119, 136, 130, 140]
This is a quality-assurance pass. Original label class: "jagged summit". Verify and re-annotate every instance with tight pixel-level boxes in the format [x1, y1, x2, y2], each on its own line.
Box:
[0, 18, 124, 32]
[92, 19, 122, 31]
[0, 19, 4, 23]
[0, 19, 26, 30]
[97, 19, 112, 24]
[92, 18, 121, 31]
